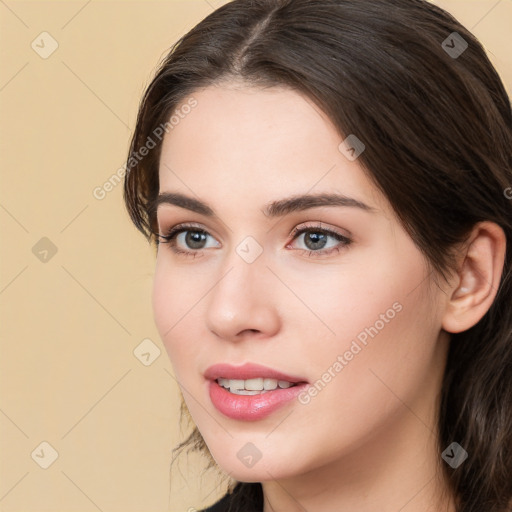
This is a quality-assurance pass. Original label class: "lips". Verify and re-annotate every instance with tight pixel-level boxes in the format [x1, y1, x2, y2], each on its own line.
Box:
[204, 363, 310, 421]
[204, 362, 308, 384]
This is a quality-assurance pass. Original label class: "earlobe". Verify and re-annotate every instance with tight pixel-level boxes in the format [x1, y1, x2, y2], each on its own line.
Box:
[442, 222, 506, 334]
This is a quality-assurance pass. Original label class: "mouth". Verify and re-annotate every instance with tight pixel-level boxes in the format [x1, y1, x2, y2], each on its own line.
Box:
[205, 364, 310, 421]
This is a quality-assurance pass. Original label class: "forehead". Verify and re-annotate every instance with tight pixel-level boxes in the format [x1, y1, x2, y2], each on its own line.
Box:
[157, 83, 388, 216]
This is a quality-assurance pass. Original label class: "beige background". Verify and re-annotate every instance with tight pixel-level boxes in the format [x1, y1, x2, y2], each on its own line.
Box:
[0, 1, 510, 511]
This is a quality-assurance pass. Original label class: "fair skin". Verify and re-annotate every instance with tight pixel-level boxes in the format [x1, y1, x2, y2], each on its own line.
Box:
[152, 82, 506, 512]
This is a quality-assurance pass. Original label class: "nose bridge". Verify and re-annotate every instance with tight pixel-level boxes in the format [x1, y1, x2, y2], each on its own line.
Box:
[205, 238, 279, 339]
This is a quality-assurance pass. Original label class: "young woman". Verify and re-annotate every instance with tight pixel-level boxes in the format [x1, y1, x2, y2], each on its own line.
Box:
[123, 1, 512, 510]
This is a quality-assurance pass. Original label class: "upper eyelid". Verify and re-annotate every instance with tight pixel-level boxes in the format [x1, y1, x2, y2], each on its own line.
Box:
[291, 222, 349, 237]
[157, 221, 207, 236]
[158, 221, 344, 233]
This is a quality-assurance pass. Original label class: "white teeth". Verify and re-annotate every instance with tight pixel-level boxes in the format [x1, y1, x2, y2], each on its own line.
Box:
[229, 379, 245, 391]
[228, 389, 262, 395]
[244, 378, 263, 390]
[217, 377, 297, 393]
[263, 378, 278, 390]
[218, 378, 230, 388]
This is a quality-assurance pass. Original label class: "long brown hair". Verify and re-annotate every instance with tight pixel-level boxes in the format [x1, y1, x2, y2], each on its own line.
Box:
[123, 1, 512, 510]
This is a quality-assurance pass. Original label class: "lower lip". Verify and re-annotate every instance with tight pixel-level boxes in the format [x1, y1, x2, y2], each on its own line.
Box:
[208, 379, 309, 421]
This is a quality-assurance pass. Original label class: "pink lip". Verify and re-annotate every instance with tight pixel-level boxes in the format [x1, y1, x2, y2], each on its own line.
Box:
[204, 362, 308, 383]
[204, 363, 309, 421]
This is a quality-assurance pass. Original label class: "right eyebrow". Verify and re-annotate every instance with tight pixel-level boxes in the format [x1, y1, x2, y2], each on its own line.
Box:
[151, 192, 214, 217]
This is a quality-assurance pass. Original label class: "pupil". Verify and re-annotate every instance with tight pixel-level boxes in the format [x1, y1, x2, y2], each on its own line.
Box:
[186, 231, 207, 249]
[305, 232, 327, 250]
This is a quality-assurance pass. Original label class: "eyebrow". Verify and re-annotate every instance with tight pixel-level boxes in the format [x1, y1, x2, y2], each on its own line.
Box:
[152, 191, 378, 218]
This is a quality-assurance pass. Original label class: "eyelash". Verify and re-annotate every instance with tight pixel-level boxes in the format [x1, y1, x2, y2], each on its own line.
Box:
[156, 222, 352, 258]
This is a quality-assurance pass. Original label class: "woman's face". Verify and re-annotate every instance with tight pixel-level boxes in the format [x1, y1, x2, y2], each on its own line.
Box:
[153, 82, 451, 482]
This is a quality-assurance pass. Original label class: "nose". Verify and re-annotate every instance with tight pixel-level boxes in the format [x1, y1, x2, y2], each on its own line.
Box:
[204, 249, 281, 341]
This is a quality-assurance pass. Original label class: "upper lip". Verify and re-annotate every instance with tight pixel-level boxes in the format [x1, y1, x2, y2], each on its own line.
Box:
[204, 363, 308, 383]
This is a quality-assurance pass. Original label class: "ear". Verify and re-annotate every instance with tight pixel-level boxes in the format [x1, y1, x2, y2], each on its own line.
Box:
[442, 221, 506, 334]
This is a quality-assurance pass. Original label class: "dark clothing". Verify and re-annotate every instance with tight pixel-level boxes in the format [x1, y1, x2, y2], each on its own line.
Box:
[199, 491, 235, 512]
[199, 482, 264, 512]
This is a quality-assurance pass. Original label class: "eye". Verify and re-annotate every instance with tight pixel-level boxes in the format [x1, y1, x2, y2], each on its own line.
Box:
[287, 223, 352, 257]
[156, 223, 220, 257]
[156, 222, 352, 258]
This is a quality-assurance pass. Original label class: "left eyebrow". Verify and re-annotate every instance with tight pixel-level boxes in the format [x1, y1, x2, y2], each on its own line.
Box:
[262, 192, 378, 217]
[151, 191, 378, 218]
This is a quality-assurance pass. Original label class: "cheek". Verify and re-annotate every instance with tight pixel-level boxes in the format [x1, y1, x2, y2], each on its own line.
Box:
[275, 238, 422, 350]
[297, 286, 438, 448]
[151, 252, 220, 387]
[151, 254, 196, 364]
[286, 241, 437, 412]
